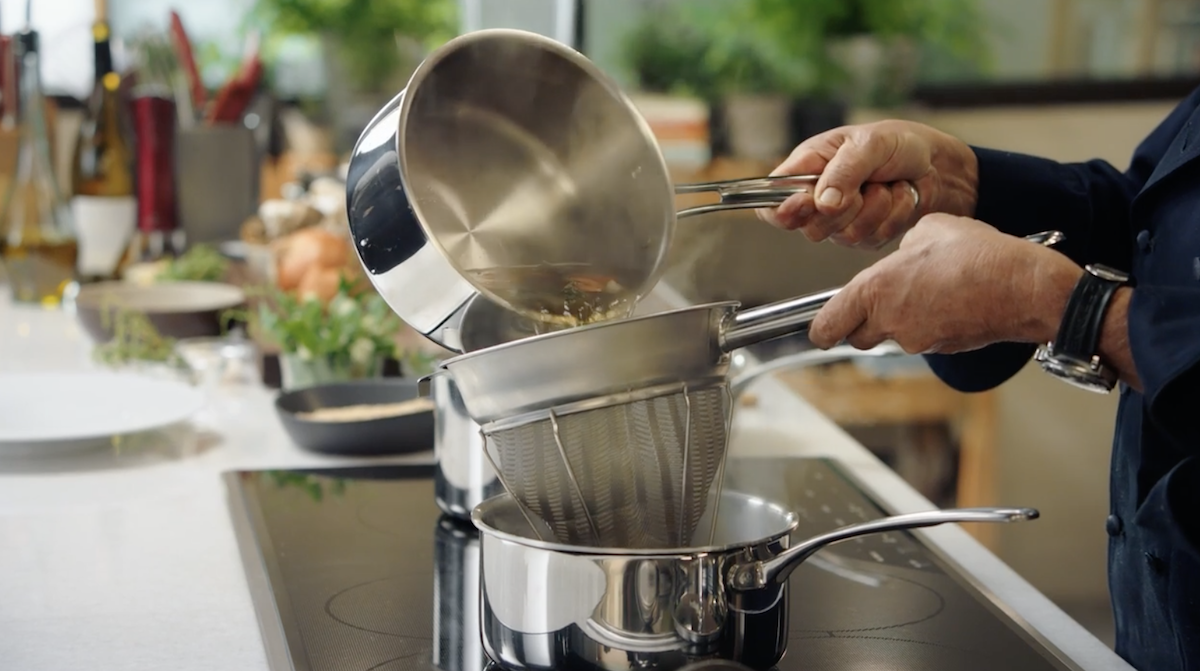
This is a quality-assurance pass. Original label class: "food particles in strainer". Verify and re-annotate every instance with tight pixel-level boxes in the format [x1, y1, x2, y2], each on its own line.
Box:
[468, 264, 636, 328]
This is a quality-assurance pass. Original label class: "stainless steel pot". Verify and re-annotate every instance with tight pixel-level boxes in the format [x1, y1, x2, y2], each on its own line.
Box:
[344, 28, 819, 352]
[433, 373, 504, 520]
[472, 490, 1039, 671]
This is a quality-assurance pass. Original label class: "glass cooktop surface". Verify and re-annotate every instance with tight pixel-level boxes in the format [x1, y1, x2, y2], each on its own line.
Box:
[225, 457, 1080, 671]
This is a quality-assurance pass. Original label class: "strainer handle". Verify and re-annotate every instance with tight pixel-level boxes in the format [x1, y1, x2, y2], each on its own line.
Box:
[717, 230, 1067, 353]
[675, 175, 819, 219]
[719, 288, 838, 353]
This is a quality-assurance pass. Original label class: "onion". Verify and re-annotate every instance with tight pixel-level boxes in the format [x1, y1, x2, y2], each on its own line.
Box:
[275, 228, 349, 291]
[296, 266, 342, 302]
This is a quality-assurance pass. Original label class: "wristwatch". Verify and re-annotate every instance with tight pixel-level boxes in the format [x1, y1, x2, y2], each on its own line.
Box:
[1034, 263, 1130, 393]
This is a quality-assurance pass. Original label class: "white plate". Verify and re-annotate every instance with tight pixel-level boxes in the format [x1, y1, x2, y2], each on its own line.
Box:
[0, 372, 205, 449]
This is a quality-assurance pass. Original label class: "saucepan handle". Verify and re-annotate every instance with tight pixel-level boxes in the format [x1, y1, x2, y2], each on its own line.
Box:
[417, 373, 437, 398]
[728, 343, 905, 398]
[717, 230, 1067, 353]
[674, 175, 820, 218]
[728, 507, 1040, 591]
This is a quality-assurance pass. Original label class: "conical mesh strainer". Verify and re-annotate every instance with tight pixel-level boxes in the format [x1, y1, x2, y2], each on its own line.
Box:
[435, 231, 1064, 551]
[480, 381, 733, 549]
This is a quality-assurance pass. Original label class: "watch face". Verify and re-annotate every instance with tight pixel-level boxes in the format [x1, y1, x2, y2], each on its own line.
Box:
[1085, 264, 1130, 283]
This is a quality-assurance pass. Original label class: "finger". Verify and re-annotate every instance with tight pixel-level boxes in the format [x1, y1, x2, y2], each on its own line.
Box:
[759, 190, 816, 230]
[830, 183, 893, 246]
[856, 181, 921, 249]
[809, 280, 871, 349]
[791, 185, 872, 243]
[771, 129, 846, 176]
[845, 321, 888, 350]
[812, 131, 897, 215]
[755, 205, 782, 227]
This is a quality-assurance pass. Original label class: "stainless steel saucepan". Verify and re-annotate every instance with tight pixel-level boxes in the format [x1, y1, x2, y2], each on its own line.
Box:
[345, 28, 829, 352]
[472, 490, 1039, 671]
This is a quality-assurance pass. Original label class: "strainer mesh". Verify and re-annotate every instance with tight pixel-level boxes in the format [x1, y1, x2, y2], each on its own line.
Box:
[483, 382, 731, 549]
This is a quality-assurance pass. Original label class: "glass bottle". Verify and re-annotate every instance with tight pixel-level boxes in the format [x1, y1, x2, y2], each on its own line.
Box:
[121, 32, 181, 268]
[72, 0, 136, 283]
[0, 28, 78, 306]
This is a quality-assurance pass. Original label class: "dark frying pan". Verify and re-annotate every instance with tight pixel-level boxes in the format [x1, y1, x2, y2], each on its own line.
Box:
[274, 378, 434, 457]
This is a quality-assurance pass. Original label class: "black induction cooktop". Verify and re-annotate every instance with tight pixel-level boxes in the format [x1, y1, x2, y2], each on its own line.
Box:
[224, 457, 1083, 671]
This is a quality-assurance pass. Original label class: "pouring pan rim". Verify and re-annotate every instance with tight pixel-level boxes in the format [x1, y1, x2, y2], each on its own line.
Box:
[470, 489, 799, 556]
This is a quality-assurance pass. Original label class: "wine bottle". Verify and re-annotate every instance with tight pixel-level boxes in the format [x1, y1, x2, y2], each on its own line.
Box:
[0, 28, 78, 306]
[71, 0, 136, 282]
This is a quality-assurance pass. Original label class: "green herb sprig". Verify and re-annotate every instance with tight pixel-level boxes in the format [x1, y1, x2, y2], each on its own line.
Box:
[247, 275, 404, 373]
[91, 306, 182, 368]
[157, 244, 231, 283]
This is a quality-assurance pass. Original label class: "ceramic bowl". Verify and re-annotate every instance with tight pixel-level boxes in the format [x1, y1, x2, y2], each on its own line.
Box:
[74, 281, 247, 343]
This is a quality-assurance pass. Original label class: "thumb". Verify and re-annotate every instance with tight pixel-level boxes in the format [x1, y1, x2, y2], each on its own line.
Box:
[812, 133, 896, 214]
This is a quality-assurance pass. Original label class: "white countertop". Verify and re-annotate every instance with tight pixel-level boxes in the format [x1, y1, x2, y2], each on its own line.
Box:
[0, 289, 1133, 671]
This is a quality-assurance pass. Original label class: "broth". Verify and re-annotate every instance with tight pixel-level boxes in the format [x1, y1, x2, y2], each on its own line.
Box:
[467, 264, 636, 328]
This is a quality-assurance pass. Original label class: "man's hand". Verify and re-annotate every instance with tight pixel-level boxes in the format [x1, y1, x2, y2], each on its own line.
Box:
[809, 214, 1084, 354]
[758, 120, 980, 248]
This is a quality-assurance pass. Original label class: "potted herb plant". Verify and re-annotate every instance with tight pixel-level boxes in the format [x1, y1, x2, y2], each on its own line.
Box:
[249, 276, 405, 390]
[251, 0, 458, 151]
[621, 2, 811, 162]
[746, 0, 991, 109]
[687, 1, 814, 160]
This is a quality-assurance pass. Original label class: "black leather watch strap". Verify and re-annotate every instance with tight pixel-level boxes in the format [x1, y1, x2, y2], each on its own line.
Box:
[1053, 267, 1124, 358]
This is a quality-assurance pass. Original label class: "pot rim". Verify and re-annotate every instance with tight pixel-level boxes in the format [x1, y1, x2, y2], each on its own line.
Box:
[470, 490, 799, 557]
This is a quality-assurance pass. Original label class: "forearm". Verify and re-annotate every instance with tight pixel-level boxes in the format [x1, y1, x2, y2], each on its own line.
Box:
[1098, 288, 1140, 391]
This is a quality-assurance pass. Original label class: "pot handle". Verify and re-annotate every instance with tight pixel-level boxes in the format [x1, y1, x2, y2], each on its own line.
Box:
[717, 230, 1066, 353]
[675, 175, 820, 218]
[728, 343, 905, 397]
[417, 372, 439, 398]
[729, 507, 1040, 591]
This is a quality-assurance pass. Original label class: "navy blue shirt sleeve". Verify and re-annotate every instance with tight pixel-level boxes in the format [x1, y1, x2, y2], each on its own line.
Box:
[1129, 286, 1200, 449]
[923, 87, 1200, 399]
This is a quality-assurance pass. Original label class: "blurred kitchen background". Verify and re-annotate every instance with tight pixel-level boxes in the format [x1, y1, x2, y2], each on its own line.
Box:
[5, 0, 1200, 649]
